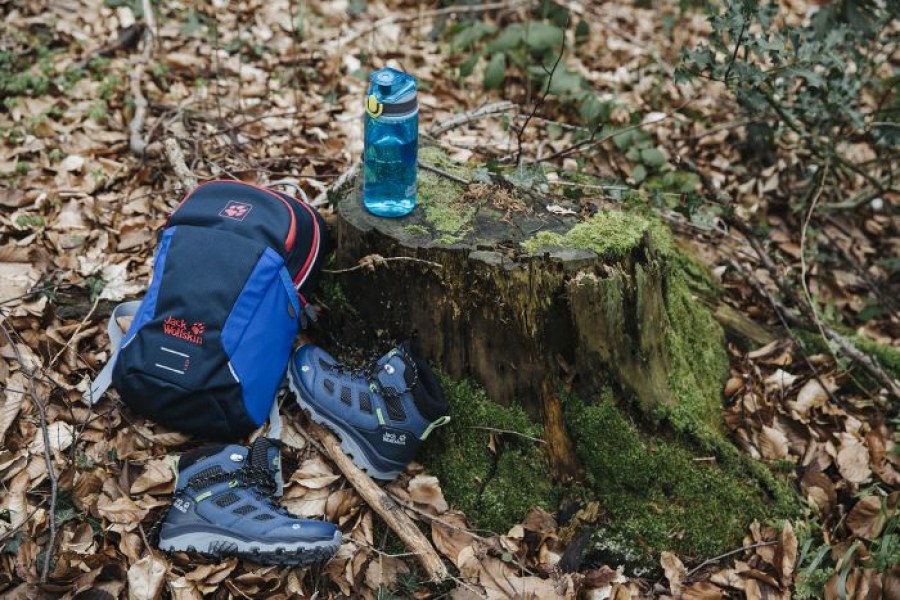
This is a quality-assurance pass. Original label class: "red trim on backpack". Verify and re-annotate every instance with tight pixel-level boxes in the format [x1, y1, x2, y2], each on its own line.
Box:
[168, 180, 297, 253]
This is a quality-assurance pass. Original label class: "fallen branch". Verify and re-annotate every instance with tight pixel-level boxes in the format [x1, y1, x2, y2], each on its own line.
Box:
[163, 139, 198, 190]
[428, 100, 516, 137]
[0, 322, 58, 583]
[312, 160, 359, 208]
[685, 540, 778, 579]
[323, 254, 443, 275]
[418, 161, 470, 185]
[304, 420, 448, 580]
[128, 0, 157, 156]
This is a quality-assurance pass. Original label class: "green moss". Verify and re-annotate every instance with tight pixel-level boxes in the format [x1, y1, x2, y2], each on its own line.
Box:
[851, 335, 900, 380]
[521, 210, 676, 259]
[662, 272, 730, 431]
[565, 391, 792, 569]
[416, 146, 476, 236]
[420, 376, 558, 535]
[402, 224, 430, 236]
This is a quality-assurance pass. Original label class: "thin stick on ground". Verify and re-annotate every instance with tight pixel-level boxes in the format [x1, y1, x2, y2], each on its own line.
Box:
[164, 138, 198, 190]
[515, 20, 566, 168]
[323, 254, 443, 275]
[418, 161, 471, 185]
[799, 162, 831, 348]
[304, 420, 449, 580]
[427, 100, 517, 137]
[686, 540, 778, 579]
[128, 0, 157, 156]
[0, 322, 58, 583]
[312, 160, 360, 208]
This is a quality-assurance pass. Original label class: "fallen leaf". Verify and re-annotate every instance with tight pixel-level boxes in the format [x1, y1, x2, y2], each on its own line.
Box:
[130, 458, 175, 494]
[28, 420, 74, 454]
[408, 474, 449, 514]
[127, 553, 167, 600]
[682, 581, 724, 599]
[661, 551, 686, 597]
[764, 369, 797, 392]
[779, 521, 797, 585]
[790, 378, 832, 416]
[846, 496, 888, 539]
[836, 434, 872, 484]
[758, 425, 790, 461]
[0, 372, 26, 444]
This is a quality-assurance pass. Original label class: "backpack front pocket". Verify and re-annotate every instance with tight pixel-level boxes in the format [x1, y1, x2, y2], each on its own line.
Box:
[221, 247, 300, 426]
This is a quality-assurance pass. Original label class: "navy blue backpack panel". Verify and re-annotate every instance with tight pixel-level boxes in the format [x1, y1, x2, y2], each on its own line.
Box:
[109, 180, 329, 440]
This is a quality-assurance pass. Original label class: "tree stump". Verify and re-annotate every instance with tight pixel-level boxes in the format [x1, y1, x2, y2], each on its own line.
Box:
[320, 150, 796, 567]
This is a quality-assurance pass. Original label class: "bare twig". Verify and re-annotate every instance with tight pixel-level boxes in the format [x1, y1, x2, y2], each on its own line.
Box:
[48, 295, 99, 369]
[164, 139, 198, 190]
[469, 426, 546, 444]
[799, 163, 831, 346]
[323, 254, 442, 275]
[305, 420, 448, 580]
[427, 101, 517, 137]
[0, 323, 58, 582]
[686, 540, 778, 579]
[128, 0, 157, 156]
[418, 161, 470, 185]
[516, 19, 567, 168]
[312, 160, 359, 208]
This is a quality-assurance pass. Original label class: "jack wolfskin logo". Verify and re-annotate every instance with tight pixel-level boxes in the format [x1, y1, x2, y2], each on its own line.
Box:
[220, 201, 253, 221]
[382, 432, 407, 445]
[163, 316, 205, 345]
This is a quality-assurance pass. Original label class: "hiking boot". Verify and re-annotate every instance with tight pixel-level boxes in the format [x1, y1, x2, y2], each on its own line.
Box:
[288, 343, 450, 480]
[158, 437, 341, 565]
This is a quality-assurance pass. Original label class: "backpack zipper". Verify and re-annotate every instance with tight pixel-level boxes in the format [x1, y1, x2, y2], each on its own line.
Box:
[290, 200, 321, 291]
[168, 180, 298, 253]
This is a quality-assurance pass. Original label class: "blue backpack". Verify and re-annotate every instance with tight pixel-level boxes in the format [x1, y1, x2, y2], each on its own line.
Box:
[84, 180, 329, 440]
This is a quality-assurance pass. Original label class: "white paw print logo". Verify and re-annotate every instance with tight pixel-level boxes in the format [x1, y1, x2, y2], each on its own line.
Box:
[384, 364, 395, 374]
[292, 523, 302, 530]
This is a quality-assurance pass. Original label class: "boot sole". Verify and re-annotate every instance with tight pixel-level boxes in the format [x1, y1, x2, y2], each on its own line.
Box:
[288, 358, 403, 480]
[158, 529, 341, 566]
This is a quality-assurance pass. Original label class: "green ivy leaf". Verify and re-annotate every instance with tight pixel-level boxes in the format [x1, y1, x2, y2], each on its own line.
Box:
[486, 24, 524, 53]
[632, 164, 647, 184]
[575, 19, 590, 44]
[640, 147, 667, 168]
[524, 22, 564, 51]
[483, 53, 506, 90]
[451, 22, 497, 54]
[459, 53, 479, 78]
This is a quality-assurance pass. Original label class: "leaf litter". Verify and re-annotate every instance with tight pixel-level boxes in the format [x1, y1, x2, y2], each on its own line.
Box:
[0, 0, 896, 598]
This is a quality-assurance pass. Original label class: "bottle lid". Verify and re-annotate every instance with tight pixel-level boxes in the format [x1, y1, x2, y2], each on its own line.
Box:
[366, 68, 417, 118]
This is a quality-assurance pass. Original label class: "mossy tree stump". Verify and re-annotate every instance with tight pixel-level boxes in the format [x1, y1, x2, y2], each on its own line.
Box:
[322, 150, 796, 568]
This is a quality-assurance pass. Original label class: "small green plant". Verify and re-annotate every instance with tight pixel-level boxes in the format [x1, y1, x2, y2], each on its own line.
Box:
[16, 214, 45, 228]
[14, 161, 32, 176]
[679, 0, 897, 206]
[447, 1, 611, 128]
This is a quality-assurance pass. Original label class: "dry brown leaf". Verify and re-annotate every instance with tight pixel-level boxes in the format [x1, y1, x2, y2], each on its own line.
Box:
[661, 551, 686, 597]
[0, 372, 26, 444]
[364, 554, 410, 590]
[96, 494, 148, 525]
[790, 378, 833, 416]
[127, 553, 167, 600]
[682, 581, 725, 600]
[291, 455, 341, 489]
[408, 474, 449, 514]
[764, 369, 797, 392]
[432, 511, 478, 568]
[130, 458, 174, 494]
[779, 521, 797, 586]
[758, 425, 790, 461]
[28, 420, 74, 454]
[836, 434, 873, 484]
[846, 496, 889, 539]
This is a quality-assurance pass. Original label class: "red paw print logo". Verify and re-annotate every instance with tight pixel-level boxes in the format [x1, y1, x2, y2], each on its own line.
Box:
[190, 322, 206, 336]
[219, 201, 253, 221]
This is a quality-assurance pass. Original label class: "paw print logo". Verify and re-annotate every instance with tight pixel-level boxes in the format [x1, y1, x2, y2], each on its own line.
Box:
[190, 322, 206, 336]
[219, 201, 253, 221]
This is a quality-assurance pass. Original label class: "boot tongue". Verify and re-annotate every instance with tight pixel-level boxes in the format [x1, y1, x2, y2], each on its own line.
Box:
[246, 437, 284, 497]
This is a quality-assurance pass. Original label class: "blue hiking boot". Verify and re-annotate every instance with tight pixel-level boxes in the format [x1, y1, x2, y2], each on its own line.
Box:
[288, 343, 451, 480]
[158, 437, 341, 565]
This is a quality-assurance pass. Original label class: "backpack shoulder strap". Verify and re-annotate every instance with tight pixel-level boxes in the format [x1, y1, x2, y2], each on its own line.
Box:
[82, 300, 143, 406]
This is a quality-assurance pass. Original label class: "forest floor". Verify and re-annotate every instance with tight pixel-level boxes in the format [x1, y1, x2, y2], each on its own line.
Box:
[0, 1, 897, 598]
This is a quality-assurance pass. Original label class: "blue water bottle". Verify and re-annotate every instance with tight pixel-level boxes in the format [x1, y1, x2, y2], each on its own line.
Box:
[363, 68, 418, 218]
